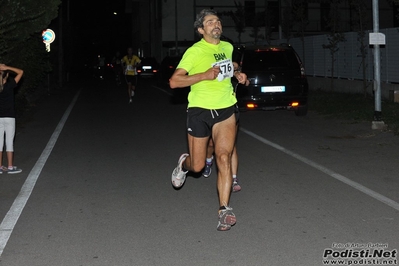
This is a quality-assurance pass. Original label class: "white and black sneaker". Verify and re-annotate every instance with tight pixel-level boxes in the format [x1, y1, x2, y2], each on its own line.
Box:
[171, 153, 189, 188]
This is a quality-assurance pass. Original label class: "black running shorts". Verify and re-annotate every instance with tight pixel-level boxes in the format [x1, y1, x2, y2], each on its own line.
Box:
[186, 105, 239, 137]
[125, 75, 137, 85]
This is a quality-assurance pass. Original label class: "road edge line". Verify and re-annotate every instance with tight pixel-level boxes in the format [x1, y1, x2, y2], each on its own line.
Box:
[0, 90, 81, 256]
[240, 127, 399, 212]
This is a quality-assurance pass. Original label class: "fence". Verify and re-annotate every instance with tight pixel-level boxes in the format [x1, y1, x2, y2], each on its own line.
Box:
[272, 27, 399, 84]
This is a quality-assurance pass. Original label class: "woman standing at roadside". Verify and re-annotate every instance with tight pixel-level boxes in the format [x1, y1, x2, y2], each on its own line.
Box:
[0, 64, 23, 174]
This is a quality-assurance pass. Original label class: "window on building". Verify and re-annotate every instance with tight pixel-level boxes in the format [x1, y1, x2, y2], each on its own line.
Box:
[320, 2, 330, 31]
[394, 3, 399, 27]
[245, 1, 256, 27]
[268, 1, 279, 31]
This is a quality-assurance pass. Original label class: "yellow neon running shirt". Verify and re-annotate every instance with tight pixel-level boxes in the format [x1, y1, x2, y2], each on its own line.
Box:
[122, 55, 141, 76]
[177, 39, 237, 109]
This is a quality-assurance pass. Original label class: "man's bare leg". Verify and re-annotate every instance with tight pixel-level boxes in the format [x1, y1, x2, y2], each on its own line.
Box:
[184, 135, 209, 173]
[212, 114, 236, 207]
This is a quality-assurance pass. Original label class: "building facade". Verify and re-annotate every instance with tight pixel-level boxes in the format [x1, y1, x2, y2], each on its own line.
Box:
[126, 0, 163, 61]
[127, 0, 398, 63]
[160, 0, 398, 57]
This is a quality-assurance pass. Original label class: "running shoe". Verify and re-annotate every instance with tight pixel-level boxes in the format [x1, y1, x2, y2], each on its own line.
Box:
[7, 166, 22, 174]
[217, 206, 236, 231]
[0, 166, 6, 174]
[232, 178, 241, 193]
[202, 158, 213, 178]
[129, 98, 132, 104]
[171, 153, 189, 188]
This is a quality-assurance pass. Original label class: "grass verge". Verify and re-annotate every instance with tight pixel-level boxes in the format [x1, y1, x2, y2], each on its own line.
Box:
[308, 90, 399, 135]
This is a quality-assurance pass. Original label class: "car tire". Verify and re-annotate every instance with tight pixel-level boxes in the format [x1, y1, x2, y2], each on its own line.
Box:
[294, 106, 308, 116]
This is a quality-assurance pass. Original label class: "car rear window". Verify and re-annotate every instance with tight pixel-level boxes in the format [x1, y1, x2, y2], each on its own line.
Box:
[141, 58, 158, 65]
[241, 50, 298, 71]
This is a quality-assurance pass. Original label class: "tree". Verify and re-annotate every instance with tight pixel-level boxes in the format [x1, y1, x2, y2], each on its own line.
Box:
[1, 0, 60, 61]
[349, 0, 370, 98]
[291, 0, 309, 65]
[262, 2, 275, 44]
[281, 0, 294, 43]
[0, 0, 61, 108]
[321, 0, 347, 91]
[249, 11, 266, 44]
[222, 0, 246, 44]
[246, 2, 274, 45]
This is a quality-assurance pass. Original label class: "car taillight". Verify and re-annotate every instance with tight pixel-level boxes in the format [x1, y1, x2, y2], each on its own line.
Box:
[246, 103, 257, 108]
[291, 102, 299, 107]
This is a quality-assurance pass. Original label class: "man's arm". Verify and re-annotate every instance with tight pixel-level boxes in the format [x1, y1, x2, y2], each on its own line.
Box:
[169, 66, 220, 89]
[134, 56, 141, 67]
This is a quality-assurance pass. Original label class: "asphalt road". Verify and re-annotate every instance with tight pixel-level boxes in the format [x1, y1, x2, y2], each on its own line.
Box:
[0, 77, 398, 266]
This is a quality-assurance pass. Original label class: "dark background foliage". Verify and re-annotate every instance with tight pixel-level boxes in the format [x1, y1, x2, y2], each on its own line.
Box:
[0, 0, 61, 114]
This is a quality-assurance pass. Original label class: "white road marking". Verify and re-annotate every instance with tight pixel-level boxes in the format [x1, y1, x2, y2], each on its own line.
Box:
[153, 85, 173, 96]
[240, 127, 399, 212]
[0, 91, 81, 256]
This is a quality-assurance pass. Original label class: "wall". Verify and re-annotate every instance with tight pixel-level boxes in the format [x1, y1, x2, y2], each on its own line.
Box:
[308, 77, 399, 102]
[272, 28, 399, 101]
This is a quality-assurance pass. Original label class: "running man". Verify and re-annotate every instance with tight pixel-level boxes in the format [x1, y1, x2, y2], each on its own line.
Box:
[121, 47, 141, 103]
[169, 9, 248, 231]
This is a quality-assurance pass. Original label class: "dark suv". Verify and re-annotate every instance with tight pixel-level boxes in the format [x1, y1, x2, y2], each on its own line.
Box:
[234, 44, 309, 116]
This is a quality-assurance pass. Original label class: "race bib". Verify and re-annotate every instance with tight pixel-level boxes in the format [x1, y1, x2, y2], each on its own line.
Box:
[127, 65, 134, 71]
[212, 59, 234, 81]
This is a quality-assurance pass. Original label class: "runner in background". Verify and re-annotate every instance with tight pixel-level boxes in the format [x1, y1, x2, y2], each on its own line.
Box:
[121, 47, 141, 104]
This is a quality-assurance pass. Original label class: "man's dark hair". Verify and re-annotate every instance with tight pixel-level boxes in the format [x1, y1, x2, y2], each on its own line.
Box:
[194, 9, 219, 35]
